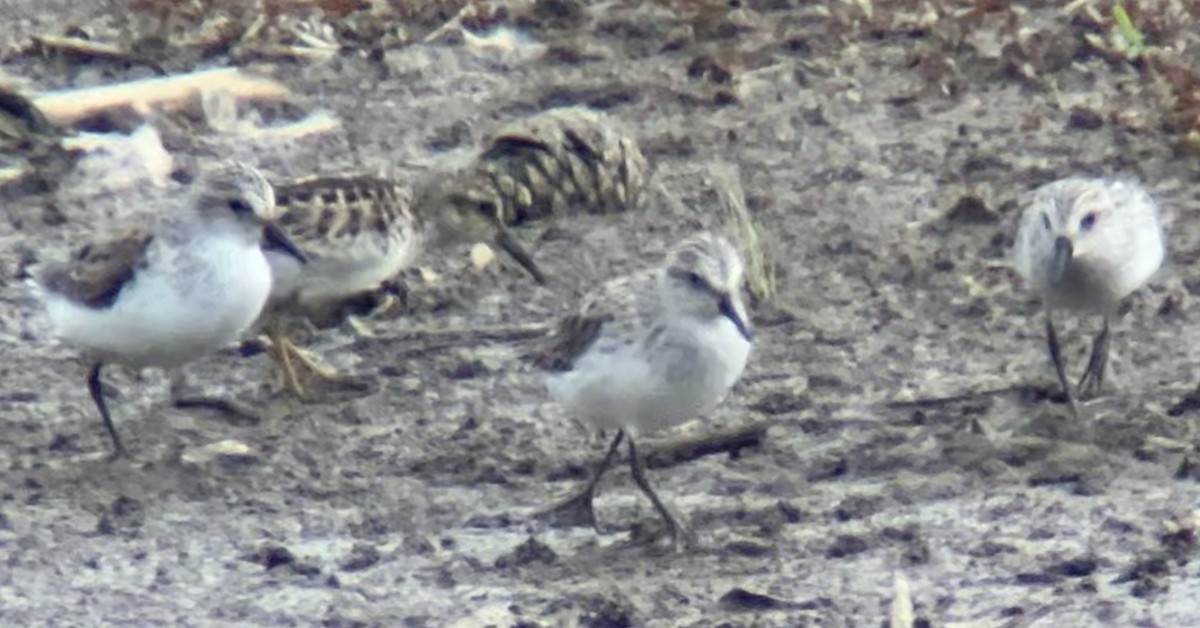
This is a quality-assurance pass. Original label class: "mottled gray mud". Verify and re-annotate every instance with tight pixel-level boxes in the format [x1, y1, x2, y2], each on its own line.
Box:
[3, 2, 1200, 626]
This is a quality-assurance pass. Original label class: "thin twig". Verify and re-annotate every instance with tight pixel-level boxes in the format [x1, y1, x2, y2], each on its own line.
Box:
[885, 385, 1032, 409]
[643, 420, 773, 469]
[382, 321, 554, 344]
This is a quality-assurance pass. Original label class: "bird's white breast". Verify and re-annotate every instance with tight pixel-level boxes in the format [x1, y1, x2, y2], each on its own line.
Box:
[45, 233, 273, 369]
[548, 315, 752, 437]
[267, 231, 418, 310]
[1041, 224, 1166, 313]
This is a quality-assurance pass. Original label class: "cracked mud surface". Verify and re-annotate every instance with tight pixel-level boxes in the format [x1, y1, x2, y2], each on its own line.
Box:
[4, 1, 1200, 625]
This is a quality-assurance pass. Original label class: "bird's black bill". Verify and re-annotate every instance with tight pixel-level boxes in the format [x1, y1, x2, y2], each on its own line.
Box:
[494, 229, 546, 285]
[1050, 235, 1072, 284]
[719, 296, 754, 341]
[262, 222, 309, 264]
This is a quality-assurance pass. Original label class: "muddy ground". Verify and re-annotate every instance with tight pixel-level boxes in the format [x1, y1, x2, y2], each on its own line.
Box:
[4, 1, 1200, 625]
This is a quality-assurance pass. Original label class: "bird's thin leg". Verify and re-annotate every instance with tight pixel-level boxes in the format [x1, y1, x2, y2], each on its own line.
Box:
[263, 315, 352, 398]
[345, 315, 376, 339]
[1045, 313, 1078, 416]
[266, 317, 306, 397]
[367, 289, 402, 319]
[628, 436, 697, 551]
[280, 336, 342, 383]
[345, 283, 407, 338]
[538, 430, 625, 530]
[1078, 315, 1111, 400]
[87, 363, 126, 458]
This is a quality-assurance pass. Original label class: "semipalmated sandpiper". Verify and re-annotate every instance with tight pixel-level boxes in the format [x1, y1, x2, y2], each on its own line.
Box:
[263, 172, 546, 396]
[532, 232, 754, 550]
[39, 161, 307, 456]
[1012, 177, 1166, 412]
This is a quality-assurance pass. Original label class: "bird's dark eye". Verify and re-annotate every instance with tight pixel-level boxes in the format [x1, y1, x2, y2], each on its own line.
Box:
[688, 272, 707, 290]
[228, 199, 253, 214]
[1041, 212, 1051, 230]
[1079, 212, 1098, 231]
[478, 201, 497, 217]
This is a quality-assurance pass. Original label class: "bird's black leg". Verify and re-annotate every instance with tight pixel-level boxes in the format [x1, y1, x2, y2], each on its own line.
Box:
[1045, 314, 1078, 416]
[1078, 316, 1110, 400]
[628, 436, 696, 551]
[87, 363, 126, 458]
[538, 430, 625, 530]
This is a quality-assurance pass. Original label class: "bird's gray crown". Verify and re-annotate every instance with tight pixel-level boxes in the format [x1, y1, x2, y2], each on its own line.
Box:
[191, 160, 276, 221]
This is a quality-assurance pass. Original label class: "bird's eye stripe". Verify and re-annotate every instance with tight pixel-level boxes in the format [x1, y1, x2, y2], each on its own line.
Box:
[668, 268, 707, 287]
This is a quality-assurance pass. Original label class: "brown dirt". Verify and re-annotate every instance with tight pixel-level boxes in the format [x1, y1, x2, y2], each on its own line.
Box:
[4, 1, 1200, 626]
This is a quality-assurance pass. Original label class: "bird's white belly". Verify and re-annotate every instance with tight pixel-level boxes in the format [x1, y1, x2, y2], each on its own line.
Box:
[267, 234, 416, 309]
[46, 237, 273, 369]
[548, 317, 752, 437]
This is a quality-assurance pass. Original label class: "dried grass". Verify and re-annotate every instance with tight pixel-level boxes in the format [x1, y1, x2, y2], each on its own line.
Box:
[709, 162, 776, 305]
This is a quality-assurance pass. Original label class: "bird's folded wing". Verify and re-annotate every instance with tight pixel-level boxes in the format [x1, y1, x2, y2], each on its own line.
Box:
[525, 269, 656, 372]
[274, 174, 409, 242]
[527, 312, 612, 372]
[40, 227, 154, 308]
